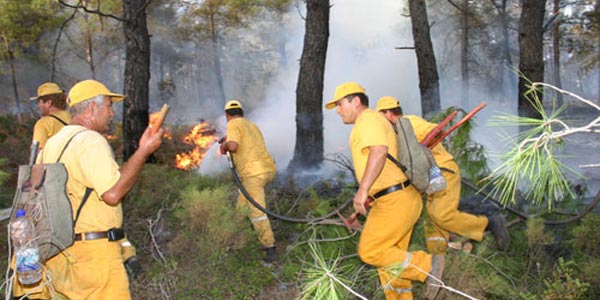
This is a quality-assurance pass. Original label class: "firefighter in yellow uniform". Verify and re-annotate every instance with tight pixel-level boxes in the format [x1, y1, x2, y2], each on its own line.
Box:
[326, 83, 445, 300]
[376, 96, 509, 254]
[12, 82, 144, 299]
[37, 80, 163, 300]
[30, 82, 72, 149]
[220, 100, 278, 263]
[30, 83, 139, 264]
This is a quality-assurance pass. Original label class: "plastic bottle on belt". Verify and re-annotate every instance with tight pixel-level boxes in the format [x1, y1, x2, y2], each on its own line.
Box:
[426, 166, 446, 195]
[11, 209, 42, 285]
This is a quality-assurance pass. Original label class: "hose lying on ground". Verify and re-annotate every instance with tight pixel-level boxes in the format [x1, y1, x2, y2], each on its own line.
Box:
[226, 153, 353, 223]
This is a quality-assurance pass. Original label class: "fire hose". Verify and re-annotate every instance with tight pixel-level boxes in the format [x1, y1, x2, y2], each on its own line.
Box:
[225, 152, 353, 223]
[224, 103, 493, 229]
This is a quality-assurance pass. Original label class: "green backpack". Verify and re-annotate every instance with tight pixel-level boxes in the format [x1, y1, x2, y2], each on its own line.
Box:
[386, 118, 445, 195]
[9, 130, 91, 262]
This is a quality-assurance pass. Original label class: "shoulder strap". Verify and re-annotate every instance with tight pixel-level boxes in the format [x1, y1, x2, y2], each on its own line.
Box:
[73, 187, 93, 227]
[52, 129, 93, 228]
[386, 119, 414, 173]
[56, 130, 87, 162]
[386, 153, 407, 172]
[49, 114, 68, 126]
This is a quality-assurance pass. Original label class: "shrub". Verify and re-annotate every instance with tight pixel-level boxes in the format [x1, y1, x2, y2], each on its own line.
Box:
[543, 258, 589, 300]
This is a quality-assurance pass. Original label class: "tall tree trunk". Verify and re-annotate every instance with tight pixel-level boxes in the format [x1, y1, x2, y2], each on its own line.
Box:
[122, 0, 151, 161]
[85, 20, 96, 78]
[2, 32, 21, 123]
[408, 0, 441, 116]
[499, 0, 514, 104]
[518, 0, 546, 119]
[461, 0, 469, 109]
[288, 0, 329, 171]
[552, 0, 563, 106]
[211, 34, 226, 109]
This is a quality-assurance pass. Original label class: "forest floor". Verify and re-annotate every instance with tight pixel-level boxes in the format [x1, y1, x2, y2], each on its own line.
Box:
[1, 105, 599, 299]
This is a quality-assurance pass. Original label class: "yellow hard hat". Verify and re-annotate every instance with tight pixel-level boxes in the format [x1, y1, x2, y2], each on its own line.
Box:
[325, 82, 366, 110]
[376, 96, 400, 111]
[30, 82, 63, 100]
[67, 80, 125, 107]
[224, 100, 243, 110]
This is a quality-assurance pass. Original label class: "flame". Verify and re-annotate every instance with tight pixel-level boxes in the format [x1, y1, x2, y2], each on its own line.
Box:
[175, 121, 218, 170]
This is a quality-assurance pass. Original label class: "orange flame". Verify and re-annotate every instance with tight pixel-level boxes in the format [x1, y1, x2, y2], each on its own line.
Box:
[175, 122, 218, 170]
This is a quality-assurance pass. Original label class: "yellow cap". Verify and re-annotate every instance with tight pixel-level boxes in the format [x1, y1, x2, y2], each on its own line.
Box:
[376, 96, 401, 111]
[325, 82, 366, 110]
[30, 82, 63, 100]
[224, 100, 243, 110]
[67, 80, 125, 106]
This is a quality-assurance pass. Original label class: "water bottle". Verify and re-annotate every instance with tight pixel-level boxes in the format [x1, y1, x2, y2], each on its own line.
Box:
[426, 166, 446, 195]
[10, 209, 42, 285]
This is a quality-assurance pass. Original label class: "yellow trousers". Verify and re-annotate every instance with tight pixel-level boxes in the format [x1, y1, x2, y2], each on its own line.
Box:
[425, 161, 488, 254]
[358, 187, 432, 300]
[237, 171, 276, 248]
[44, 239, 130, 300]
[12, 238, 135, 299]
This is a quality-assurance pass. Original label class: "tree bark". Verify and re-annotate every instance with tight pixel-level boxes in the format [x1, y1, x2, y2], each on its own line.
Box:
[122, 0, 151, 161]
[84, 11, 96, 79]
[460, 0, 469, 109]
[518, 0, 546, 119]
[552, 0, 563, 106]
[408, 0, 441, 116]
[288, 0, 329, 171]
[1, 32, 21, 123]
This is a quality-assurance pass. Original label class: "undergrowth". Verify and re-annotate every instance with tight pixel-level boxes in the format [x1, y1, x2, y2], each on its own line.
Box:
[0, 113, 598, 299]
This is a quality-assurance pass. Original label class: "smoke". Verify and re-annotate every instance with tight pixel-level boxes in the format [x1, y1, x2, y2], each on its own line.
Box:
[200, 1, 414, 176]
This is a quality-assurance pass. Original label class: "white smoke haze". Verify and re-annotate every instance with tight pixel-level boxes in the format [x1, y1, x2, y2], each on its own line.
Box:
[2, 0, 595, 194]
[199, 0, 598, 191]
[199, 0, 423, 176]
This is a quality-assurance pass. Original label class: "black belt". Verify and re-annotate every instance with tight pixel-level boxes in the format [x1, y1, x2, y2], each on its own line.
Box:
[74, 228, 125, 242]
[372, 180, 411, 199]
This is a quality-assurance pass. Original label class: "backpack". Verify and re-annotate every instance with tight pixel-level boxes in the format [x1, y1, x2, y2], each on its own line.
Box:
[9, 130, 91, 262]
[386, 118, 446, 195]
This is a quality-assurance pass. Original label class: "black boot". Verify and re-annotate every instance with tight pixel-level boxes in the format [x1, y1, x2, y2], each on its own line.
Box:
[263, 246, 277, 263]
[486, 213, 510, 251]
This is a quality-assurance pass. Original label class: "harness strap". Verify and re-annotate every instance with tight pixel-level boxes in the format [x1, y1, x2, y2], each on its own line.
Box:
[50, 129, 93, 228]
[49, 114, 68, 126]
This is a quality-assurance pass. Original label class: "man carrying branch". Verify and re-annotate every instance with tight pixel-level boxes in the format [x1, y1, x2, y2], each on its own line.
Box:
[376, 96, 510, 254]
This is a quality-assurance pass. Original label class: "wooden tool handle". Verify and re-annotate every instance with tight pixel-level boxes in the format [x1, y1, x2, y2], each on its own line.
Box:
[152, 104, 170, 134]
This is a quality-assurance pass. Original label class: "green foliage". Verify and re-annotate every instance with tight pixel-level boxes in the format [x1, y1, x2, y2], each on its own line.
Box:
[175, 185, 254, 255]
[299, 240, 353, 300]
[0, 115, 34, 207]
[542, 258, 589, 300]
[482, 86, 585, 210]
[571, 214, 600, 257]
[180, 0, 260, 40]
[168, 183, 274, 299]
[0, 0, 65, 56]
[0, 158, 8, 184]
[124, 164, 275, 299]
